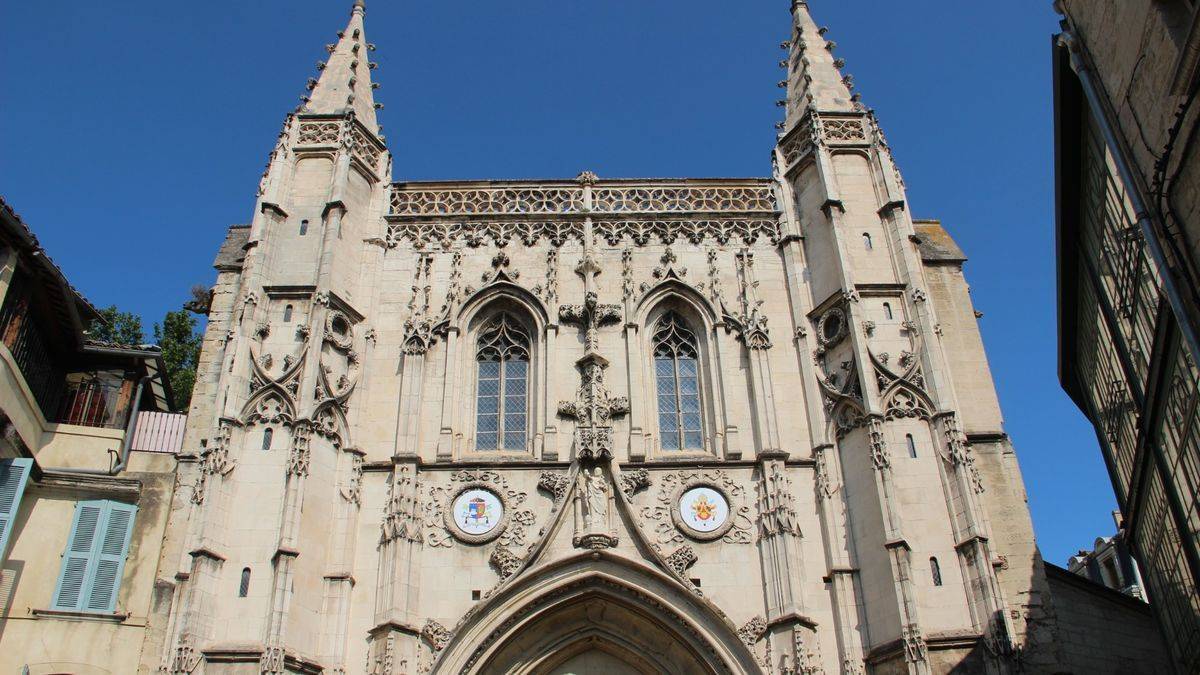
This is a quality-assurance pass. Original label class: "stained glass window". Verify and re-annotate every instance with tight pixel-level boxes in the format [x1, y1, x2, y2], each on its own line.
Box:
[475, 313, 530, 451]
[653, 312, 703, 450]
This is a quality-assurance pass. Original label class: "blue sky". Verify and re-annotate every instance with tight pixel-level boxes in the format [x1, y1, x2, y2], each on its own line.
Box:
[1, 1, 1102, 564]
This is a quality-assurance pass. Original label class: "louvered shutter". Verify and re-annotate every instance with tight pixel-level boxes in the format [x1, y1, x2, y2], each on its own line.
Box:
[84, 501, 136, 612]
[0, 458, 32, 563]
[51, 500, 104, 610]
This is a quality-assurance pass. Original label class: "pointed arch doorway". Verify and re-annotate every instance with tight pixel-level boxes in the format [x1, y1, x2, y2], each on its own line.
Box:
[484, 593, 712, 675]
[432, 553, 760, 674]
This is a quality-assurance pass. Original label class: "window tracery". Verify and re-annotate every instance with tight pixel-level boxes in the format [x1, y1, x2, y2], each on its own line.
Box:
[474, 313, 531, 451]
[652, 312, 703, 451]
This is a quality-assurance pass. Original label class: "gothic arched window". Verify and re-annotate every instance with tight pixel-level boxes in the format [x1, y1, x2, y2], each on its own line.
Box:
[475, 313, 530, 451]
[653, 312, 703, 451]
[930, 557, 943, 586]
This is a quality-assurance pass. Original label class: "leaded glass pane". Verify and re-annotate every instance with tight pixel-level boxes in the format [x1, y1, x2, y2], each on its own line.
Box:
[475, 313, 532, 451]
[652, 311, 705, 451]
[476, 395, 498, 415]
[476, 432, 497, 451]
[662, 432, 680, 451]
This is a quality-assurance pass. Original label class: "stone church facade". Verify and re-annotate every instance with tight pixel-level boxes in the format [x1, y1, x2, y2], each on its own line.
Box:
[145, 2, 1067, 674]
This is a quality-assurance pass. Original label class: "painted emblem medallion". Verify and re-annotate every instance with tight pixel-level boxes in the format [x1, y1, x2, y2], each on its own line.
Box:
[678, 486, 729, 535]
[452, 488, 503, 537]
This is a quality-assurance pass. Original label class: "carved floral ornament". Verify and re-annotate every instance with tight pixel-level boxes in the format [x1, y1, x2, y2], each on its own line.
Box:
[424, 470, 535, 550]
[294, 115, 383, 171]
[642, 470, 754, 547]
[776, 111, 872, 171]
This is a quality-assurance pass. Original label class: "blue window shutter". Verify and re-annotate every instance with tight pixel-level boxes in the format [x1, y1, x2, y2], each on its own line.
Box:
[84, 501, 136, 612]
[0, 458, 32, 563]
[52, 500, 104, 611]
[52, 500, 137, 612]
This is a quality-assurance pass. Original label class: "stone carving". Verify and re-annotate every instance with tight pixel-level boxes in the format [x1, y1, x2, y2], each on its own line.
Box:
[259, 644, 286, 674]
[489, 546, 522, 580]
[558, 291, 621, 355]
[537, 471, 571, 504]
[573, 466, 617, 549]
[297, 120, 341, 145]
[705, 248, 726, 306]
[574, 426, 614, 461]
[386, 217, 779, 248]
[286, 422, 312, 478]
[728, 249, 771, 349]
[324, 309, 354, 351]
[596, 218, 777, 247]
[618, 468, 651, 500]
[424, 470, 533, 548]
[911, 287, 927, 303]
[779, 122, 816, 167]
[738, 616, 768, 646]
[192, 423, 236, 505]
[652, 247, 687, 280]
[901, 624, 928, 665]
[814, 307, 847, 354]
[813, 448, 834, 501]
[940, 414, 984, 493]
[162, 633, 202, 674]
[780, 625, 824, 675]
[381, 464, 422, 543]
[420, 619, 452, 652]
[665, 545, 698, 575]
[821, 117, 867, 142]
[757, 462, 801, 537]
[532, 247, 558, 307]
[643, 470, 754, 547]
[868, 418, 890, 471]
[391, 187, 585, 215]
[557, 358, 629, 428]
[621, 248, 634, 302]
[402, 252, 440, 355]
[340, 452, 364, 506]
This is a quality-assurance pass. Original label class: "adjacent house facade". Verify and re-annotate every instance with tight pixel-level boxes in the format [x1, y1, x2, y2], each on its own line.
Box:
[0, 197, 185, 674]
[1054, 1, 1200, 671]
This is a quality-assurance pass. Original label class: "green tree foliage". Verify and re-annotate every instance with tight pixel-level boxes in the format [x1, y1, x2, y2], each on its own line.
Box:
[88, 305, 145, 345]
[154, 310, 203, 411]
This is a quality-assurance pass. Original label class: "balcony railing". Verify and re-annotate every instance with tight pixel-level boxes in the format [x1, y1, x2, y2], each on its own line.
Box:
[56, 379, 132, 429]
[0, 273, 66, 419]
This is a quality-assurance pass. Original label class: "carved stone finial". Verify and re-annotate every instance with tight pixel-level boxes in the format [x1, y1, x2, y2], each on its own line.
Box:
[575, 170, 598, 185]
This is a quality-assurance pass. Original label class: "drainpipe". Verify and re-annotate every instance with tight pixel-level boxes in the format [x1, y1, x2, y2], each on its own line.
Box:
[53, 375, 151, 476]
[1058, 29, 1200, 365]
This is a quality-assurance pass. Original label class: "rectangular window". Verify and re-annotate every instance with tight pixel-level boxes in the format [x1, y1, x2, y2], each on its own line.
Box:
[51, 499, 137, 613]
[0, 458, 32, 564]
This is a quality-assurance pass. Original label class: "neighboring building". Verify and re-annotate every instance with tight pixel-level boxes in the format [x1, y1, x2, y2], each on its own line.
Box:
[1054, 1, 1200, 671]
[133, 2, 1157, 674]
[0, 197, 185, 674]
[1067, 511, 1148, 601]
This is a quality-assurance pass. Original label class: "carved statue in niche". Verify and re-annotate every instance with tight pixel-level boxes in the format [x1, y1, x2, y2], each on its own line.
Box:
[573, 465, 617, 549]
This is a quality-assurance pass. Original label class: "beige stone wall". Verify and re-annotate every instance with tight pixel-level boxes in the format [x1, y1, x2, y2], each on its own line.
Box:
[0, 451, 176, 675]
[1045, 564, 1169, 674]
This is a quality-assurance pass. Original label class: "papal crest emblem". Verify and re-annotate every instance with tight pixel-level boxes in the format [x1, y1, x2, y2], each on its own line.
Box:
[691, 493, 716, 522]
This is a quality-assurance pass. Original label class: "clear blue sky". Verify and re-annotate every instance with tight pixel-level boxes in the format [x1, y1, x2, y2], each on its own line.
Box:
[1, 1, 1102, 564]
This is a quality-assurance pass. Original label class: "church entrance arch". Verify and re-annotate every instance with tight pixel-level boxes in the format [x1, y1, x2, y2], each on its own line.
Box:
[431, 553, 761, 674]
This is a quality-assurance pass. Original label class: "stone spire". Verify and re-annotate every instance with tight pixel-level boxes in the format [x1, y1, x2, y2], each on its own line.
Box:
[304, 0, 382, 134]
[780, 1, 857, 131]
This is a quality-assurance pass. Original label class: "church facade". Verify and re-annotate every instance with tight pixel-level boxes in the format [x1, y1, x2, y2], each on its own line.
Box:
[146, 3, 1066, 674]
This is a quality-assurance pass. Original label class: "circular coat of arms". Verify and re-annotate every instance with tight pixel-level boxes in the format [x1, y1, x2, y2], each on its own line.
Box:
[446, 486, 506, 544]
[673, 485, 732, 541]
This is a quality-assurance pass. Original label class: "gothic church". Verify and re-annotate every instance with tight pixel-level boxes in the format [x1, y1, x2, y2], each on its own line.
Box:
[148, 2, 1064, 673]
